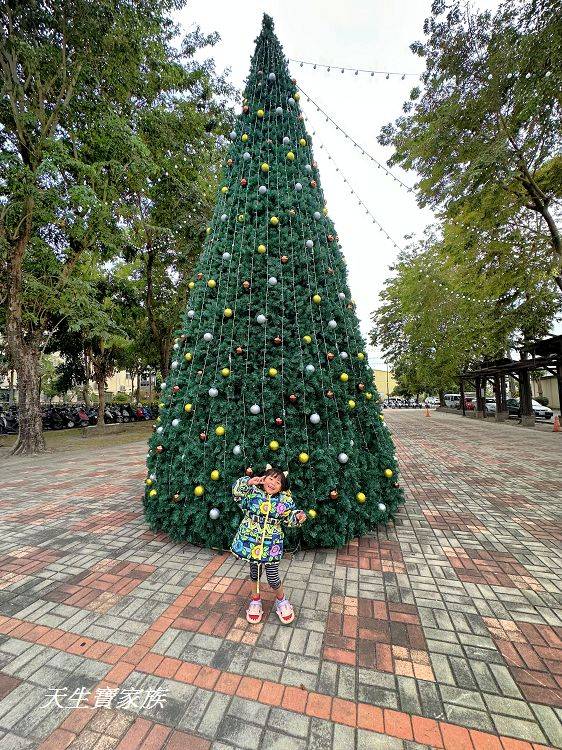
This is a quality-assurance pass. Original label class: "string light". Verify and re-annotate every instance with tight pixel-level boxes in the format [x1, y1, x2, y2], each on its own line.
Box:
[297, 86, 414, 193]
[290, 59, 421, 79]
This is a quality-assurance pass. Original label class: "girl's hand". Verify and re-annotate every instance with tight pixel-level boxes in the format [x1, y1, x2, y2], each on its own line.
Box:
[248, 475, 265, 486]
[296, 511, 307, 524]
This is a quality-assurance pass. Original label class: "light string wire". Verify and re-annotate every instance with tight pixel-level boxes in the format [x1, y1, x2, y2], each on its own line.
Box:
[289, 59, 421, 79]
[297, 85, 414, 193]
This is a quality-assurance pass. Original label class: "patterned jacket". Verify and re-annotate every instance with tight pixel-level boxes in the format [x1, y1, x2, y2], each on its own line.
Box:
[230, 476, 303, 564]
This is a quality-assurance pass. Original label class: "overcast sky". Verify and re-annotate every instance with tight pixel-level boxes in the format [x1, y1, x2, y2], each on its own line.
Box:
[174, 0, 504, 370]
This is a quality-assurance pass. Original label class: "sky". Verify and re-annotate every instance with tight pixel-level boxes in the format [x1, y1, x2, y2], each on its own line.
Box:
[174, 0, 502, 371]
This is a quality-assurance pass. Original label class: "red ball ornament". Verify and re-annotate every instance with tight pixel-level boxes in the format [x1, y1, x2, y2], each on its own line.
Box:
[327, 267, 334, 275]
[197, 369, 203, 376]
[235, 346, 244, 355]
[240, 178, 247, 187]
[358, 383, 365, 392]
[156, 445, 164, 453]
[173, 492, 180, 502]
[312, 161, 318, 168]
[242, 280, 250, 290]
[227, 158, 233, 167]
[199, 432, 207, 441]
[292, 77, 297, 84]
[173, 385, 180, 393]
[329, 489, 339, 500]
[245, 467, 254, 477]
[310, 180, 317, 188]
[273, 336, 282, 345]
[327, 234, 334, 242]
[298, 114, 304, 120]
[394, 482, 400, 488]
[275, 417, 284, 426]
[243, 105, 249, 113]
[197, 272, 203, 280]
[327, 352, 335, 361]
[289, 394, 298, 404]
[326, 389, 335, 398]
[280, 255, 289, 264]
[180, 334, 186, 340]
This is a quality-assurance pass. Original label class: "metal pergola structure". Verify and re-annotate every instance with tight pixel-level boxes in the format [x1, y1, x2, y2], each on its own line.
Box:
[459, 335, 562, 425]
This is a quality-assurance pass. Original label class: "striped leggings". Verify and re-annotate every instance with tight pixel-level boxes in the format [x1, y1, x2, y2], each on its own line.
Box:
[249, 561, 281, 590]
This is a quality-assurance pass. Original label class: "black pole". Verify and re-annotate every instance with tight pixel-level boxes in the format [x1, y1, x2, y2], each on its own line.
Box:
[460, 378, 466, 416]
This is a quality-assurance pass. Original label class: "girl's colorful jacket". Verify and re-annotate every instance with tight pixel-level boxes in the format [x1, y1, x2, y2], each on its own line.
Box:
[230, 476, 303, 564]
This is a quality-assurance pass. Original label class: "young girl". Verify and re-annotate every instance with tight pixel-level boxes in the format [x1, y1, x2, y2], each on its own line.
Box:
[230, 464, 307, 624]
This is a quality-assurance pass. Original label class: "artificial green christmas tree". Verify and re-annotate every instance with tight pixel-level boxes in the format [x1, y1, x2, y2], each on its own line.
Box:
[144, 14, 404, 551]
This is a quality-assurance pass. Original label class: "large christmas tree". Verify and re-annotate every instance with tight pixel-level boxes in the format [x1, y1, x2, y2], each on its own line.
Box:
[144, 14, 404, 551]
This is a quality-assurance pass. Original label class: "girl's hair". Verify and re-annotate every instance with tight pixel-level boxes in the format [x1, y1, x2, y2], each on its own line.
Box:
[263, 466, 290, 492]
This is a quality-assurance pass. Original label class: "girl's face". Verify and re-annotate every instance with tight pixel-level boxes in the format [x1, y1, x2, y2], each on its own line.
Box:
[263, 474, 283, 495]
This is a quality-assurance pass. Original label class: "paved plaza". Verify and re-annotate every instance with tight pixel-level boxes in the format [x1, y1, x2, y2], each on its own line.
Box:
[0, 411, 560, 750]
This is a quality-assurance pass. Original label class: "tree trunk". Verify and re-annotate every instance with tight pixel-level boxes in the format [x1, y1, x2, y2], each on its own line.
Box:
[159, 339, 172, 380]
[135, 373, 141, 403]
[11, 345, 46, 455]
[8, 370, 15, 406]
[438, 389, 445, 407]
[82, 383, 91, 409]
[96, 378, 106, 427]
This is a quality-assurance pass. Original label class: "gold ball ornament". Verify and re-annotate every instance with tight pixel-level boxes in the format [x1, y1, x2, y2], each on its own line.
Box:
[194, 485, 205, 496]
[158, 402, 164, 407]
[184, 350, 192, 362]
[184, 403, 192, 412]
[322, 207, 328, 216]
[298, 452, 309, 464]
[384, 469, 394, 478]
[348, 400, 356, 409]
[303, 335, 312, 344]
[188, 281, 195, 289]
[210, 470, 220, 480]
[268, 368, 278, 377]
[149, 489, 157, 497]
[357, 352, 365, 361]
[215, 425, 225, 436]
[224, 308, 233, 318]
[206, 227, 211, 234]
[261, 162, 269, 172]
[145, 478, 153, 486]
[257, 108, 265, 117]
[356, 492, 366, 503]
[257, 244, 267, 254]
[365, 392, 373, 400]
[207, 279, 216, 288]
[241, 133, 249, 142]
[270, 216, 279, 226]
[221, 186, 228, 194]
[269, 440, 279, 451]
[294, 92, 301, 101]
[308, 509, 317, 519]
[237, 213, 245, 222]
[221, 368, 230, 377]
[299, 138, 306, 146]
[379, 414, 385, 420]
[340, 373, 349, 382]
[312, 294, 322, 304]
[286, 151, 295, 161]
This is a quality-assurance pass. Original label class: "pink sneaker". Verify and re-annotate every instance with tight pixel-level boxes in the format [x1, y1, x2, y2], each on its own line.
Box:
[275, 597, 295, 624]
[246, 598, 263, 624]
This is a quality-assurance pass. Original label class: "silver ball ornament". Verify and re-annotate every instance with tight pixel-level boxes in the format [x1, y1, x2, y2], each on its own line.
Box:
[309, 413, 321, 424]
[161, 382, 166, 390]
[313, 211, 322, 220]
[338, 452, 349, 464]
[171, 418, 180, 427]
[295, 182, 302, 191]
[340, 351, 349, 360]
[187, 310, 195, 319]
[230, 130, 237, 139]
[378, 503, 387, 512]
[209, 508, 220, 520]
[283, 136, 290, 145]
[256, 314, 266, 324]
[203, 332, 213, 342]
[305, 239, 314, 249]
[222, 252, 231, 260]
[268, 276, 277, 286]
[156, 426, 163, 433]
[288, 97, 295, 105]
[328, 319, 337, 329]
[243, 151, 251, 160]
[305, 164, 312, 172]
[173, 342, 179, 350]
[250, 403, 261, 415]
[338, 292, 346, 300]
[259, 185, 267, 195]
[276, 106, 283, 114]
[149, 473, 156, 481]
[221, 214, 228, 222]
[208, 387, 218, 397]
[171, 361, 179, 369]
[268, 72, 276, 81]
[233, 444, 242, 456]
[306, 364, 315, 373]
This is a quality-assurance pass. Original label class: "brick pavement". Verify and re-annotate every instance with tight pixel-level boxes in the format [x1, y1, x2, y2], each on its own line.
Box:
[0, 410, 560, 749]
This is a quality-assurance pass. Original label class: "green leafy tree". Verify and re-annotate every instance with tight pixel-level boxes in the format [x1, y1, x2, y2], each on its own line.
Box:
[143, 15, 404, 552]
[379, 0, 562, 292]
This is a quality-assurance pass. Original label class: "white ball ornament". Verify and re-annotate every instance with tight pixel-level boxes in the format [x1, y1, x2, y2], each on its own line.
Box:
[283, 136, 290, 145]
[243, 151, 251, 161]
[173, 342, 179, 350]
[203, 332, 213, 342]
[149, 473, 156, 481]
[268, 276, 277, 286]
[209, 508, 220, 520]
[310, 413, 321, 425]
[250, 404, 261, 415]
[338, 292, 346, 300]
[156, 426, 163, 433]
[295, 182, 302, 191]
[288, 97, 295, 105]
[256, 314, 266, 324]
[313, 211, 322, 220]
[171, 361, 179, 369]
[350, 439, 354, 447]
[161, 382, 166, 390]
[340, 351, 349, 360]
[222, 252, 231, 260]
[338, 452, 349, 464]
[172, 418, 180, 427]
[305, 239, 314, 249]
[305, 164, 312, 172]
[268, 72, 276, 81]
[209, 387, 218, 397]
[306, 364, 315, 373]
[230, 130, 237, 139]
[378, 503, 387, 512]
[276, 106, 283, 114]
[259, 185, 267, 195]
[328, 319, 337, 329]
[187, 310, 195, 319]
[221, 213, 228, 222]
[233, 445, 242, 456]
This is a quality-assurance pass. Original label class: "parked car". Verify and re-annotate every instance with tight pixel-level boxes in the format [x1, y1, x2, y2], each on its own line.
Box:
[465, 397, 476, 411]
[485, 398, 497, 414]
[505, 398, 553, 420]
